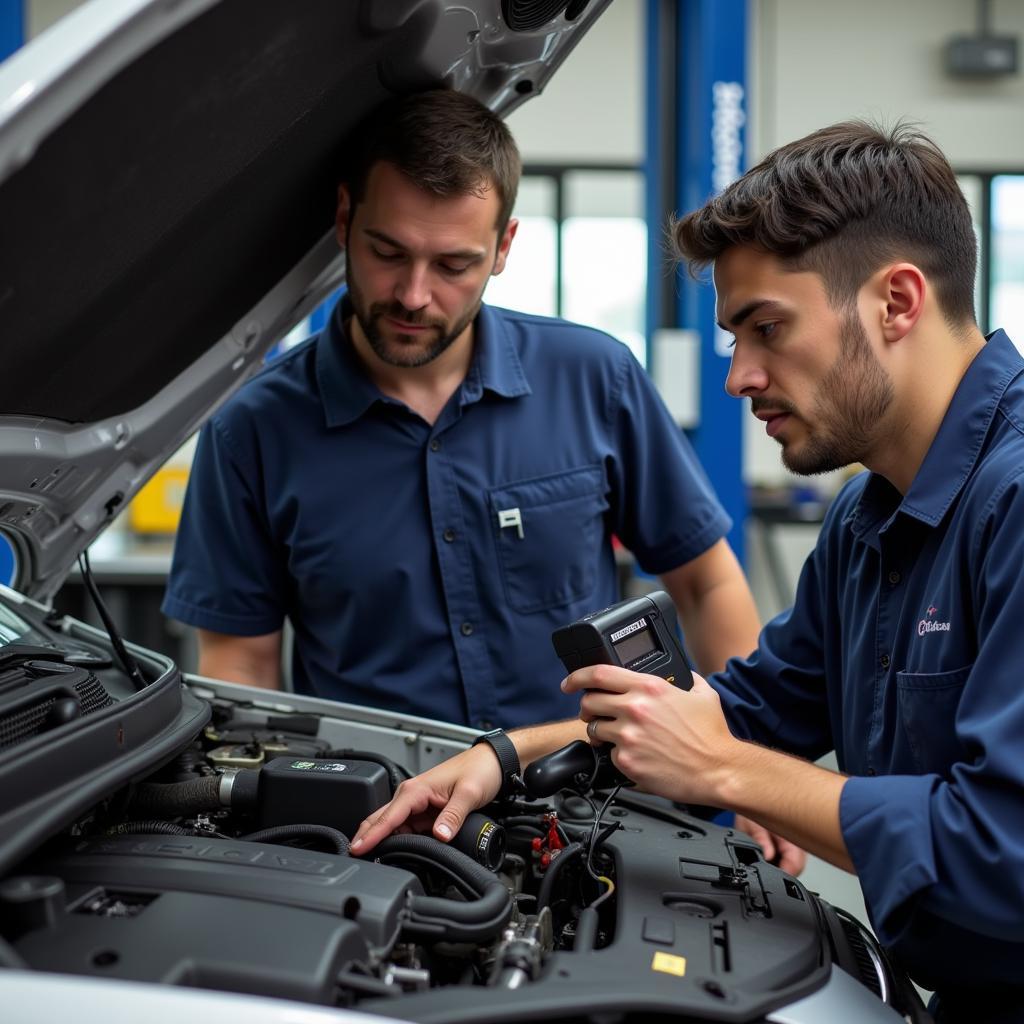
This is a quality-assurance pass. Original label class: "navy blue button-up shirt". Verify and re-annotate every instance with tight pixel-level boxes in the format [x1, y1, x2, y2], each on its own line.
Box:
[713, 331, 1024, 994]
[164, 300, 729, 728]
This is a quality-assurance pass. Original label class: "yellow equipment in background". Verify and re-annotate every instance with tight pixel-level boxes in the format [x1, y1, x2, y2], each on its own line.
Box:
[128, 466, 189, 535]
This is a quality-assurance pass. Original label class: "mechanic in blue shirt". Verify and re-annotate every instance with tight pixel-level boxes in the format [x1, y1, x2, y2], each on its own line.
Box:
[353, 121, 1024, 1022]
[162, 89, 760, 732]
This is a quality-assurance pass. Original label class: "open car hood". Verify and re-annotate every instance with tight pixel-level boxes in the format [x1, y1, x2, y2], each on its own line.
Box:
[0, 0, 609, 602]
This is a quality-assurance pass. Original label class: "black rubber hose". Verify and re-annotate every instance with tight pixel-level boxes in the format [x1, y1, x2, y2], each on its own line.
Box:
[374, 834, 513, 942]
[573, 906, 599, 952]
[241, 824, 349, 855]
[502, 815, 549, 829]
[375, 851, 478, 899]
[325, 749, 410, 792]
[127, 777, 222, 816]
[407, 883, 511, 943]
[107, 821, 193, 836]
[536, 842, 584, 911]
[375, 834, 496, 892]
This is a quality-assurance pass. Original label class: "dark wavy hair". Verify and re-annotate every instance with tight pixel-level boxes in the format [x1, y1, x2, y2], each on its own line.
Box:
[342, 89, 521, 233]
[673, 120, 977, 327]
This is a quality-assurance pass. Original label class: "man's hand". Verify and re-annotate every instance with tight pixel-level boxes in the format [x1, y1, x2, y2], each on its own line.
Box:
[349, 745, 502, 856]
[563, 664, 853, 873]
[734, 814, 807, 876]
[563, 664, 738, 806]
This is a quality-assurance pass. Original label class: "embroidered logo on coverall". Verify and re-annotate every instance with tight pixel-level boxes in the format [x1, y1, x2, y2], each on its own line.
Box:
[918, 605, 951, 637]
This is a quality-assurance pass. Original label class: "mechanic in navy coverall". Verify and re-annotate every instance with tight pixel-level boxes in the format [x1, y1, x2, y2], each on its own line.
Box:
[162, 92, 760, 737]
[354, 121, 1024, 1023]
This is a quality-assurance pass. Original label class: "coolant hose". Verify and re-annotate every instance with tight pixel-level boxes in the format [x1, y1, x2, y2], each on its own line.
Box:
[108, 821, 193, 836]
[241, 824, 349, 855]
[127, 776, 223, 816]
[573, 906, 599, 952]
[536, 842, 584, 911]
[374, 834, 512, 942]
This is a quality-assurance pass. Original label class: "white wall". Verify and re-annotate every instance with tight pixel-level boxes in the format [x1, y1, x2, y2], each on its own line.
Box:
[746, 0, 1024, 491]
[507, 0, 644, 163]
[27, 0, 79, 37]
[753, 0, 1024, 167]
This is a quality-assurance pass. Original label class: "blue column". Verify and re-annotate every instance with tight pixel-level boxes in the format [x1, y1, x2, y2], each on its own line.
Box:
[1, 0, 24, 63]
[645, 0, 748, 562]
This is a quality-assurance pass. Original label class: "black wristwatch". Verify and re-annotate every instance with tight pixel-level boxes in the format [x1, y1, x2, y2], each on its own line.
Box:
[472, 728, 524, 800]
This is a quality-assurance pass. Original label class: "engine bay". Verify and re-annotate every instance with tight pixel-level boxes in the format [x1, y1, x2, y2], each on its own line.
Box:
[0, 594, 926, 1023]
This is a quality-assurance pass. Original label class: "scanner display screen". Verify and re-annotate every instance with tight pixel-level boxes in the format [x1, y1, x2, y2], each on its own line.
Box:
[613, 625, 659, 666]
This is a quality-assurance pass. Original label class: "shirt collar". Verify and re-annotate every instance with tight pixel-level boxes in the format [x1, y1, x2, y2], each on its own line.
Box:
[458, 303, 532, 405]
[847, 330, 1024, 542]
[316, 299, 531, 428]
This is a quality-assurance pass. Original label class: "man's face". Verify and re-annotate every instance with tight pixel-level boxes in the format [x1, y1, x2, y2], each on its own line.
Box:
[337, 161, 516, 368]
[716, 246, 895, 476]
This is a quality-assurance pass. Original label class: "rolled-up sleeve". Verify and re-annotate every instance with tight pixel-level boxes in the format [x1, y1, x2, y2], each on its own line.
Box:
[162, 415, 286, 636]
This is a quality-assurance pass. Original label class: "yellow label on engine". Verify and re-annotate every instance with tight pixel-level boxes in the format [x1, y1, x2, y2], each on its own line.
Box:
[651, 952, 687, 977]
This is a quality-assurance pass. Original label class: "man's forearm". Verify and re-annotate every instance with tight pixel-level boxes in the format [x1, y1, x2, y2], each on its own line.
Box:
[508, 718, 587, 766]
[715, 741, 853, 872]
[680, 577, 761, 675]
[658, 542, 761, 676]
[196, 629, 284, 691]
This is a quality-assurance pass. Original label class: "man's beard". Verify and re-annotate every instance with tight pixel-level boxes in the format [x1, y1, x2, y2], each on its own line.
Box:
[347, 263, 482, 369]
[775, 312, 895, 476]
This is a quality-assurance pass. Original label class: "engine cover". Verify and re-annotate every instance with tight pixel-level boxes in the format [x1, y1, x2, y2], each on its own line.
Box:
[7, 835, 423, 1004]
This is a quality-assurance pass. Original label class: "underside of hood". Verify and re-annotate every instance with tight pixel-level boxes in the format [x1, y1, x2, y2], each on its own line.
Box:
[0, 0, 609, 601]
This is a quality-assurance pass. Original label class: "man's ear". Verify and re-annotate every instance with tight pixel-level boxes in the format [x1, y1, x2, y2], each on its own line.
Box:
[879, 263, 926, 342]
[491, 217, 519, 276]
[335, 184, 352, 250]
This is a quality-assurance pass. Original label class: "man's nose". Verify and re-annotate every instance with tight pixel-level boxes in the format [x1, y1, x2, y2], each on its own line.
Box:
[395, 263, 431, 310]
[724, 345, 769, 397]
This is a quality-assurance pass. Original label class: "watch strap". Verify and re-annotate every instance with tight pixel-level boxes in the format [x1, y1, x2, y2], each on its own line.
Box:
[471, 729, 523, 800]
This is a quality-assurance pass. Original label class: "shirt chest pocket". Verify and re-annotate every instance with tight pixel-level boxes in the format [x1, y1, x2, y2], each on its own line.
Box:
[896, 665, 971, 776]
[489, 465, 609, 614]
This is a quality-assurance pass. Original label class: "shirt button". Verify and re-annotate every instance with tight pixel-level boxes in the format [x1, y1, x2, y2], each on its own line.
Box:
[867, 767, 877, 776]
[429, 439, 441, 452]
[888, 571, 901, 585]
[880, 654, 891, 669]
[478, 719, 494, 731]
[460, 622, 474, 637]
[443, 528, 456, 543]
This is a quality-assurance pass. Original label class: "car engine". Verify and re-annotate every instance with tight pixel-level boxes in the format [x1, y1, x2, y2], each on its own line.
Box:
[0, 596, 928, 1024]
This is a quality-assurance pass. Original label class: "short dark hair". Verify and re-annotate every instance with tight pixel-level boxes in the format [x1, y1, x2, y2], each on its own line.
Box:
[342, 89, 521, 232]
[673, 120, 977, 327]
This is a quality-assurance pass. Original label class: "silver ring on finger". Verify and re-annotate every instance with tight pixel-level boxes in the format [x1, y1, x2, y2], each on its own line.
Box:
[587, 718, 599, 742]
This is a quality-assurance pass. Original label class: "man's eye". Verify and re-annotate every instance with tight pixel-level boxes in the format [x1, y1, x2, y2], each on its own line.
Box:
[439, 263, 470, 276]
[755, 322, 778, 339]
[372, 248, 402, 262]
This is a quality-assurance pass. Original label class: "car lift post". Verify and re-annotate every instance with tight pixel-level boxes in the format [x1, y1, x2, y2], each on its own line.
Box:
[645, 0, 750, 563]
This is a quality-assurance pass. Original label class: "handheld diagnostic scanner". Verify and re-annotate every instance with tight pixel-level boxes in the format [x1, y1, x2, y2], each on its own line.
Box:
[551, 590, 693, 684]
[525, 592, 694, 797]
